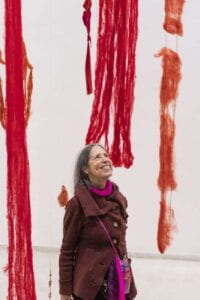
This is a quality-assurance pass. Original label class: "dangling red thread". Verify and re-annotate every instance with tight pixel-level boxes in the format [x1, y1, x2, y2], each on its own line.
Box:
[5, 0, 36, 298]
[163, 0, 185, 36]
[85, 0, 138, 168]
[82, 0, 93, 94]
[0, 50, 5, 129]
[155, 47, 182, 253]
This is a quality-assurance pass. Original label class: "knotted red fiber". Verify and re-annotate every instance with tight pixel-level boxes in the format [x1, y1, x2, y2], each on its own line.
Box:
[5, 0, 36, 298]
[82, 0, 93, 94]
[163, 0, 185, 36]
[85, 0, 138, 168]
[155, 47, 182, 253]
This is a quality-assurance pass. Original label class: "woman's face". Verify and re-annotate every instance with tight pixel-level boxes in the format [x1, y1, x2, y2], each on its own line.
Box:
[84, 145, 113, 184]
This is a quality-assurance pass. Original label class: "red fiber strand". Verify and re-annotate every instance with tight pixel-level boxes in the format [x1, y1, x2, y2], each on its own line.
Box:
[85, 0, 138, 168]
[163, 0, 185, 36]
[0, 51, 5, 129]
[155, 47, 182, 253]
[82, 0, 93, 94]
[5, 0, 36, 298]
[22, 42, 33, 126]
[0, 78, 5, 129]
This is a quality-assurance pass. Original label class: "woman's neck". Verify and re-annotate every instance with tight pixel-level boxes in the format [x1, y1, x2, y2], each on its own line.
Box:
[88, 180, 113, 197]
[90, 179, 107, 189]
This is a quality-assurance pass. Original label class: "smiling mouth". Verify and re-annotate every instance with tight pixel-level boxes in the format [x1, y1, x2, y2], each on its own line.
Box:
[101, 165, 111, 169]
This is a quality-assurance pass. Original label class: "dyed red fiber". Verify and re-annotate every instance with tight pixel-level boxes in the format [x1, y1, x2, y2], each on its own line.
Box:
[22, 42, 33, 126]
[0, 78, 5, 128]
[163, 0, 185, 36]
[82, 0, 93, 94]
[0, 51, 5, 129]
[157, 196, 176, 254]
[57, 185, 69, 207]
[155, 47, 182, 253]
[5, 0, 36, 298]
[85, 0, 138, 168]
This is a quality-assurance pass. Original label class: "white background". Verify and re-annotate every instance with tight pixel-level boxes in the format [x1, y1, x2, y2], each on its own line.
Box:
[0, 0, 200, 257]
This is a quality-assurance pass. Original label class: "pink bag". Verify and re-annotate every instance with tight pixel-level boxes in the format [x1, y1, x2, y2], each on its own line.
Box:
[108, 255, 126, 300]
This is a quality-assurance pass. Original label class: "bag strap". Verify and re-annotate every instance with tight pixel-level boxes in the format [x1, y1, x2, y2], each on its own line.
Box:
[96, 216, 118, 256]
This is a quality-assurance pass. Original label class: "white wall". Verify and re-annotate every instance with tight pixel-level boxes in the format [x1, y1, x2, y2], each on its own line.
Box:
[0, 0, 200, 256]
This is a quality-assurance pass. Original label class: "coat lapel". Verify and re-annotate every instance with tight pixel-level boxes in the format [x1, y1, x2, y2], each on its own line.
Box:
[75, 183, 128, 218]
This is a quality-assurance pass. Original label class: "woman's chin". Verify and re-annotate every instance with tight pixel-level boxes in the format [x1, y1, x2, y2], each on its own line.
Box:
[102, 172, 113, 179]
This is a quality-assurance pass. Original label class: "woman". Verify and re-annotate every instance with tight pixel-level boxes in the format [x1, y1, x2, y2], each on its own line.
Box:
[59, 144, 137, 300]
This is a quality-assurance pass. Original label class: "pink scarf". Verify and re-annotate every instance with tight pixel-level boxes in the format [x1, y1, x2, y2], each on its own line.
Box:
[89, 180, 113, 196]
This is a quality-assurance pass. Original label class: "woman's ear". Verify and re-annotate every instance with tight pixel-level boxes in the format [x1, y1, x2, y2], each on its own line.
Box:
[82, 166, 89, 175]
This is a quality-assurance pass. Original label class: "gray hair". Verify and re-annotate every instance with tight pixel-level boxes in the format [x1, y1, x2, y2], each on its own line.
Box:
[74, 144, 104, 189]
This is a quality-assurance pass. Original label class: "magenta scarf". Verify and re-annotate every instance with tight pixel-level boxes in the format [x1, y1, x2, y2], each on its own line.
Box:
[89, 180, 113, 196]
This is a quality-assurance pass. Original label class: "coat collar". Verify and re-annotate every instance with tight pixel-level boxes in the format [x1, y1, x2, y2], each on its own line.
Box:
[75, 183, 127, 217]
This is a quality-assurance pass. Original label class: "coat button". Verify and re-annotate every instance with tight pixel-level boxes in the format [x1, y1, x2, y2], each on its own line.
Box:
[113, 221, 119, 228]
[112, 239, 118, 245]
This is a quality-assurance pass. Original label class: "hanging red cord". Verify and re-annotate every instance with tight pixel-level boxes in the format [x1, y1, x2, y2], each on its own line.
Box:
[5, 0, 36, 298]
[155, 47, 182, 253]
[82, 0, 93, 94]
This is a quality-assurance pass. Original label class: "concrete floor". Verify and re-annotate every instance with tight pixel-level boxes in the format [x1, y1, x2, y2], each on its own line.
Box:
[0, 248, 200, 300]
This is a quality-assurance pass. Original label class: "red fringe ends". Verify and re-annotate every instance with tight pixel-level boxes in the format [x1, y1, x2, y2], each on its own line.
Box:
[157, 196, 176, 253]
[85, 0, 138, 168]
[155, 47, 182, 253]
[163, 0, 185, 36]
[5, 0, 36, 298]
[82, 0, 93, 94]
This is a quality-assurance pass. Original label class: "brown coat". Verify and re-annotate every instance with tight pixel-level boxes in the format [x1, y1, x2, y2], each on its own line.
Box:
[59, 183, 137, 300]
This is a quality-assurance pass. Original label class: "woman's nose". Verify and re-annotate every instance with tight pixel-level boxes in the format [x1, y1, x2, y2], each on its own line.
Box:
[101, 156, 110, 163]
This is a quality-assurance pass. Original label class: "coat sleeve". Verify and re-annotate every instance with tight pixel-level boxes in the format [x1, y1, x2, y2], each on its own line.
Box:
[59, 197, 83, 295]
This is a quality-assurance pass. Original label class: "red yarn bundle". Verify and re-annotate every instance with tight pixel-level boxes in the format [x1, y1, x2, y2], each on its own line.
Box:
[5, 0, 36, 298]
[85, 0, 138, 168]
[155, 47, 182, 253]
[163, 0, 185, 36]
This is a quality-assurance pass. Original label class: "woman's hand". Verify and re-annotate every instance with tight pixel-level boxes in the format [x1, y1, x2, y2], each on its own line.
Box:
[60, 295, 73, 300]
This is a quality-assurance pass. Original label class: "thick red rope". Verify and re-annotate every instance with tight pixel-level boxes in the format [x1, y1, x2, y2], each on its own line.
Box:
[155, 47, 182, 253]
[85, 0, 138, 168]
[5, 0, 36, 298]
